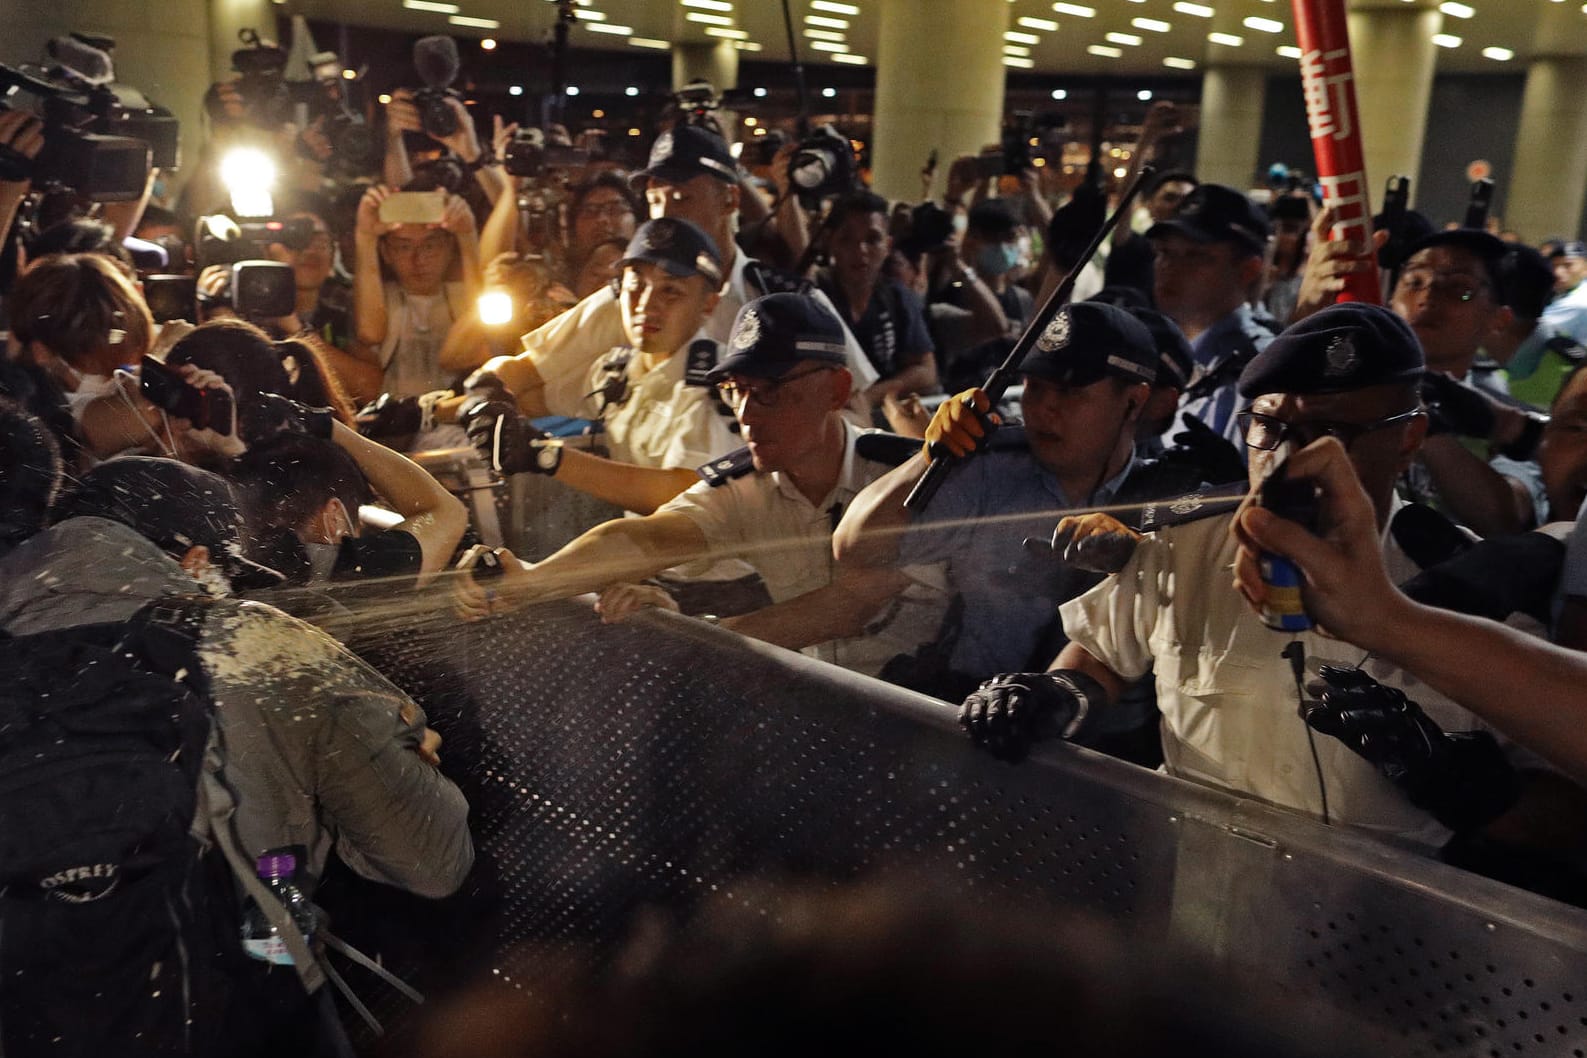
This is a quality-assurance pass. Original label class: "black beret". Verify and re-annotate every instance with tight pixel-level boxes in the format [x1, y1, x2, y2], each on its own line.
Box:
[1238, 302, 1424, 398]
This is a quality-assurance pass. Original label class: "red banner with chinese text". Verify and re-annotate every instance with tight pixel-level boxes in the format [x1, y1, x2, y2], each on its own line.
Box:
[1291, 0, 1381, 304]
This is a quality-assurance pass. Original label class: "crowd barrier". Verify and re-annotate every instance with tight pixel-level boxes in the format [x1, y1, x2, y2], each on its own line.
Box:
[353, 596, 1587, 1057]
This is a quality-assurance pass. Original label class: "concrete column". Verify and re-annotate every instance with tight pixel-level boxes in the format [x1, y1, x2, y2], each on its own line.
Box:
[871, 0, 1008, 204]
[1508, 56, 1587, 241]
[3, 0, 216, 197]
[1195, 65, 1267, 192]
[1346, 0, 1442, 204]
[671, 42, 739, 95]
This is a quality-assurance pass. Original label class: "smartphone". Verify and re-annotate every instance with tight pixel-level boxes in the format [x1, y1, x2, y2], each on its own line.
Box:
[1255, 464, 1320, 632]
[140, 356, 234, 434]
[378, 190, 447, 226]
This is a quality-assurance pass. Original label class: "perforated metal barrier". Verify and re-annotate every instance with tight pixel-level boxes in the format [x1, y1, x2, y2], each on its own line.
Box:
[355, 598, 1587, 1058]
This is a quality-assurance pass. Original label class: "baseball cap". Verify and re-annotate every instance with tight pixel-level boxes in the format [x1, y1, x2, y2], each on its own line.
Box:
[1404, 227, 1508, 292]
[631, 126, 738, 188]
[1020, 302, 1158, 388]
[620, 218, 723, 286]
[1122, 305, 1193, 390]
[1549, 240, 1587, 260]
[706, 293, 848, 381]
[53, 456, 284, 589]
[1498, 244, 1554, 321]
[1238, 302, 1424, 399]
[1147, 183, 1271, 255]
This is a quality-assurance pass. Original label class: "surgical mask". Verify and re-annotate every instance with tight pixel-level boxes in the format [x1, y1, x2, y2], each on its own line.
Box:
[976, 241, 1022, 278]
[64, 371, 122, 420]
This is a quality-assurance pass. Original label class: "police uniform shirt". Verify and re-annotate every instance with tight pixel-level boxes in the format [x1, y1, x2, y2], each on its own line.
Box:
[524, 250, 881, 419]
[1059, 499, 1510, 850]
[895, 431, 1134, 679]
[815, 274, 935, 381]
[1504, 322, 1586, 410]
[1172, 303, 1276, 453]
[659, 420, 948, 676]
[578, 345, 739, 470]
[1542, 281, 1587, 346]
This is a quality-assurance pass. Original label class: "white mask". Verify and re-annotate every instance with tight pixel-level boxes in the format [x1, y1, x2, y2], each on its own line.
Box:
[64, 371, 121, 421]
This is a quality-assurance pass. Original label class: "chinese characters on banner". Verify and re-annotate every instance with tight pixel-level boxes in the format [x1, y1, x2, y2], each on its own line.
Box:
[1291, 0, 1381, 303]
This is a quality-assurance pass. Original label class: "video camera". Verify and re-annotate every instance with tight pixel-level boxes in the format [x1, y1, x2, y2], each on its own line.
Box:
[193, 214, 303, 319]
[502, 126, 590, 179]
[0, 35, 180, 201]
[204, 29, 292, 130]
[787, 124, 855, 208]
[411, 36, 463, 139]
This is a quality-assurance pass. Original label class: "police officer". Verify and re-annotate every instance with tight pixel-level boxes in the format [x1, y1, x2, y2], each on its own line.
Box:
[1149, 183, 1276, 451]
[955, 303, 1543, 852]
[460, 218, 740, 516]
[454, 293, 946, 677]
[1492, 243, 1587, 411]
[462, 125, 879, 423]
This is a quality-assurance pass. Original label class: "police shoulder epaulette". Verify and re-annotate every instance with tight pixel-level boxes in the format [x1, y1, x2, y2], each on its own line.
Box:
[1390, 502, 1475, 571]
[1470, 354, 1503, 375]
[683, 338, 720, 388]
[1545, 333, 1587, 364]
[854, 429, 924, 468]
[1135, 481, 1248, 534]
[697, 446, 756, 486]
[743, 258, 808, 297]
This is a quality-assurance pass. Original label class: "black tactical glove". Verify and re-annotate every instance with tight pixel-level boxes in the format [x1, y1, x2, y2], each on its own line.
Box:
[258, 392, 336, 440]
[1163, 414, 1247, 486]
[457, 396, 548, 475]
[959, 669, 1108, 762]
[1304, 665, 1520, 832]
[355, 393, 421, 448]
[1420, 371, 1498, 439]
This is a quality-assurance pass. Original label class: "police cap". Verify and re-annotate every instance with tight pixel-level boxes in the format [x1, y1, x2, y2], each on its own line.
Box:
[1021, 302, 1157, 388]
[1147, 183, 1270, 255]
[1238, 302, 1424, 398]
[620, 218, 723, 286]
[1403, 228, 1507, 293]
[631, 125, 738, 189]
[707, 293, 848, 381]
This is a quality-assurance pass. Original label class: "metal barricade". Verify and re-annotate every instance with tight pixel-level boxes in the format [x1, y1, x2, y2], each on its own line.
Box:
[364, 598, 1587, 1057]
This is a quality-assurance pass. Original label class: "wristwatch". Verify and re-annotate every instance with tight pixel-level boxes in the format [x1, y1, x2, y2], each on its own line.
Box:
[532, 439, 564, 476]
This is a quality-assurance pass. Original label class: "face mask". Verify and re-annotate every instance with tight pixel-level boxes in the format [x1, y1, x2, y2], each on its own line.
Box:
[951, 213, 969, 236]
[64, 371, 121, 420]
[976, 242, 1022, 278]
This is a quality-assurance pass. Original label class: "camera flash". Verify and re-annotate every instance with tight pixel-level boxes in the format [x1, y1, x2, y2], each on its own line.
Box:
[478, 292, 514, 326]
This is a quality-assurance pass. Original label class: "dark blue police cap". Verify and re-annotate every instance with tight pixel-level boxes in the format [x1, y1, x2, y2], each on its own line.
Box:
[631, 125, 738, 188]
[1499, 244, 1554, 321]
[1123, 305, 1193, 389]
[1405, 228, 1507, 292]
[1021, 301, 1158, 388]
[1148, 183, 1270, 255]
[706, 293, 848, 381]
[620, 218, 723, 286]
[1238, 302, 1424, 399]
[1549, 240, 1587, 260]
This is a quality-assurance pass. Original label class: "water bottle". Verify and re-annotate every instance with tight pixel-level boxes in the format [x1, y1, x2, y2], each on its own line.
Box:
[240, 849, 317, 965]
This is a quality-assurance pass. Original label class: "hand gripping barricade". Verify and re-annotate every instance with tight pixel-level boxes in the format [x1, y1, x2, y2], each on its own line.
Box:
[341, 591, 1587, 1057]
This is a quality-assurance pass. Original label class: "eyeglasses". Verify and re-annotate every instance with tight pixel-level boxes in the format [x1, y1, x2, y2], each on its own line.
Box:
[716, 365, 834, 409]
[384, 234, 452, 257]
[1395, 269, 1489, 304]
[578, 202, 634, 219]
[1237, 408, 1425, 451]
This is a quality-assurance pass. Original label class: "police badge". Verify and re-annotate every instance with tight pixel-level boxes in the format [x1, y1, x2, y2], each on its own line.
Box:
[650, 131, 674, 164]
[1036, 309, 1072, 353]
[644, 220, 675, 250]
[1324, 334, 1359, 377]
[733, 308, 762, 349]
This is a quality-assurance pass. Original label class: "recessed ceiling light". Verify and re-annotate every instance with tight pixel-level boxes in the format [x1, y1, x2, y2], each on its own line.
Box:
[586, 22, 633, 33]
[1173, 1, 1214, 16]
[1137, 89, 1153, 100]
[1018, 16, 1059, 30]
[733, 40, 762, 50]
[1208, 31, 1244, 45]
[1482, 45, 1514, 60]
[1163, 56, 1197, 68]
[1439, 1, 1475, 17]
[1005, 30, 1041, 44]
[565, 85, 579, 95]
[403, 0, 459, 13]
[681, 0, 733, 9]
[449, 14, 500, 28]
[628, 36, 670, 48]
[1432, 32, 1463, 46]
[1051, 88, 1068, 99]
[754, 86, 768, 96]
[1276, 44, 1302, 58]
[808, 39, 846, 50]
[624, 85, 639, 96]
[805, 28, 846, 41]
[508, 85, 523, 95]
[1003, 44, 1032, 56]
[707, 26, 749, 38]
[1132, 17, 1171, 31]
[686, 11, 734, 24]
[811, 0, 859, 12]
[832, 53, 868, 64]
[573, 8, 604, 18]
[1086, 44, 1123, 56]
[822, 87, 837, 98]
[1244, 15, 1283, 32]
[1106, 31, 1143, 45]
[1004, 55, 1036, 68]
[805, 14, 848, 28]
[1053, 3, 1095, 16]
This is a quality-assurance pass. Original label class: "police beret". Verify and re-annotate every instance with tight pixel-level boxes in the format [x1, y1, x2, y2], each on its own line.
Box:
[707, 293, 848, 381]
[1021, 301, 1157, 388]
[620, 218, 723, 286]
[1237, 302, 1424, 398]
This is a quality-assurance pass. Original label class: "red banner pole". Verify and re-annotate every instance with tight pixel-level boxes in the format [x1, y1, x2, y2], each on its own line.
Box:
[1290, 0, 1382, 304]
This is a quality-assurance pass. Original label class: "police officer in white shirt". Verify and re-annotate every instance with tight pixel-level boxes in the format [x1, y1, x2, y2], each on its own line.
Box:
[455, 293, 946, 677]
[460, 125, 878, 421]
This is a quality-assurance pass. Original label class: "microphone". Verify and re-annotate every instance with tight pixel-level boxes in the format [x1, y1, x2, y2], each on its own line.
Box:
[46, 35, 115, 86]
[412, 36, 459, 89]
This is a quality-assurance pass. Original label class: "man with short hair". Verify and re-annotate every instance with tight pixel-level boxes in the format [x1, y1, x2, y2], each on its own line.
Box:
[455, 293, 944, 677]
[955, 303, 1543, 851]
[1149, 183, 1275, 450]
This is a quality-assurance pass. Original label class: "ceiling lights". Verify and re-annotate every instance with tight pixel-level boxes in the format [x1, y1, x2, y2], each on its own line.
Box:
[1005, 30, 1041, 44]
[1087, 43, 1123, 56]
[1133, 17, 1171, 31]
[1244, 15, 1283, 32]
[1163, 56, 1197, 69]
[1173, 2, 1214, 16]
[403, 0, 458, 13]
[1432, 32, 1463, 46]
[811, 0, 859, 13]
[1208, 31, 1244, 45]
[1106, 32, 1143, 45]
[586, 22, 633, 33]
[1052, 3, 1096, 16]
[627, 36, 669, 48]
[1482, 45, 1514, 60]
[1019, 16, 1059, 31]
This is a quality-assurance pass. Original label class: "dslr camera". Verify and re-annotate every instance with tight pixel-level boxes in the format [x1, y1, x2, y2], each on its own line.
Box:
[193, 214, 306, 319]
[205, 29, 293, 131]
[411, 36, 463, 139]
[502, 127, 590, 179]
[787, 124, 855, 208]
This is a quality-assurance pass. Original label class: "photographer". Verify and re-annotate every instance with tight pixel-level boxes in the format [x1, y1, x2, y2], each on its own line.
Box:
[0, 109, 44, 279]
[382, 88, 508, 208]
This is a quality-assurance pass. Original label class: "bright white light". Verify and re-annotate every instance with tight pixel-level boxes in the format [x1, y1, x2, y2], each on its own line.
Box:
[1132, 17, 1171, 31]
[1208, 32, 1244, 46]
[822, 87, 837, 97]
[1439, 1, 1475, 17]
[729, 141, 744, 159]
[1051, 88, 1068, 99]
[403, 0, 459, 12]
[573, 8, 605, 18]
[686, 11, 734, 24]
[805, 29, 846, 40]
[681, 0, 734, 9]
[754, 86, 768, 97]
[1018, 16, 1059, 30]
[1003, 44, 1031, 56]
[1482, 46, 1514, 60]
[1243, 15, 1283, 32]
[508, 85, 523, 95]
[1005, 30, 1041, 44]
[1163, 56, 1197, 68]
[377, 93, 393, 104]
[832, 53, 867, 64]
[566, 85, 580, 95]
[628, 37, 669, 48]
[1114, 167, 1128, 178]
[1432, 32, 1463, 47]
[1137, 89, 1153, 100]
[805, 14, 848, 28]
[624, 85, 639, 96]
[1086, 44, 1123, 56]
[1052, 2, 1095, 16]
[1106, 32, 1143, 45]
[1173, 1, 1214, 16]
[450, 15, 500, 28]
[586, 22, 634, 33]
[706, 27, 749, 38]
[1276, 45, 1302, 58]
[478, 292, 514, 326]
[1003, 55, 1035, 68]
[221, 148, 276, 197]
[808, 39, 846, 50]
[811, 0, 859, 12]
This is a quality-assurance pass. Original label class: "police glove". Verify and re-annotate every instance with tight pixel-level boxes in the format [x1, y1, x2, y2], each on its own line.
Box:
[457, 397, 547, 475]
[1050, 512, 1143, 574]
[1304, 665, 1520, 832]
[1420, 371, 1498, 440]
[257, 393, 336, 440]
[923, 387, 999, 460]
[355, 393, 421, 447]
[1163, 414, 1247, 487]
[959, 669, 1108, 762]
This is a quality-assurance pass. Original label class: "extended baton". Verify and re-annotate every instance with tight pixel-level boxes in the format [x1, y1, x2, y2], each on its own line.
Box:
[903, 164, 1156, 512]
